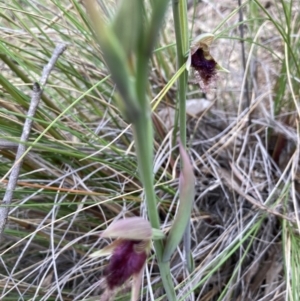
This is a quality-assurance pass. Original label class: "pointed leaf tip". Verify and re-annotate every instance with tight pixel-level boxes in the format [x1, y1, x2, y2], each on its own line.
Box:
[179, 141, 195, 186]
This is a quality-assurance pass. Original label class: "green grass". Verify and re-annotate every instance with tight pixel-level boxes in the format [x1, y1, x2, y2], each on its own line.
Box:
[1, 0, 300, 300]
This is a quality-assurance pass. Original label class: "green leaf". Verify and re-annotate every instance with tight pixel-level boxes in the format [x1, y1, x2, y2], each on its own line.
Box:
[163, 142, 195, 262]
[112, 0, 143, 58]
[84, 0, 140, 122]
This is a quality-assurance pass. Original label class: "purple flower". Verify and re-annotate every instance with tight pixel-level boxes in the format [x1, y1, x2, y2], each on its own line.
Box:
[90, 217, 159, 301]
[191, 48, 217, 91]
[104, 239, 147, 290]
[187, 33, 229, 92]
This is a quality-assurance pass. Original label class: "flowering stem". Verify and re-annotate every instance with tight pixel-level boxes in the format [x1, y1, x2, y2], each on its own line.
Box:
[172, 0, 193, 272]
[133, 115, 177, 300]
[86, 0, 177, 297]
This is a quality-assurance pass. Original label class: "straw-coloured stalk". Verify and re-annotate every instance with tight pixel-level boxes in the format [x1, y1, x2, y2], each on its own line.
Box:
[163, 142, 195, 262]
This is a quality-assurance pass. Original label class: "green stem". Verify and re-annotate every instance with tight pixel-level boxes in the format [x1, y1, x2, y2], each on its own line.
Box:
[172, 0, 188, 153]
[133, 2, 178, 297]
[172, 0, 192, 271]
[133, 114, 177, 300]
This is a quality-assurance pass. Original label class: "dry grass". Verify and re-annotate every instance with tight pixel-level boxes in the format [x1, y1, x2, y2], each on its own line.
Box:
[1, 0, 300, 300]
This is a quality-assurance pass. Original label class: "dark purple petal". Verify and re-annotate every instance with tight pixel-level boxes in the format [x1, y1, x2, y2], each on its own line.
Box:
[104, 240, 147, 290]
[191, 48, 217, 86]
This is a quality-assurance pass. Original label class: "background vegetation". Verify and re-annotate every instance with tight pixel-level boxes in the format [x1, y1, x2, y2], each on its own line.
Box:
[0, 0, 299, 300]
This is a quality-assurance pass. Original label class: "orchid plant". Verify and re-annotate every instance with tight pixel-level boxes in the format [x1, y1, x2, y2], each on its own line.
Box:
[84, 1, 224, 300]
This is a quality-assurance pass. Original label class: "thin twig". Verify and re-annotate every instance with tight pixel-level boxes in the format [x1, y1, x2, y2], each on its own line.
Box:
[238, 0, 251, 114]
[0, 44, 67, 241]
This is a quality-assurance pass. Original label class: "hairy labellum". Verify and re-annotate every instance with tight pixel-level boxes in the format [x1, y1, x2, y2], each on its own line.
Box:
[191, 48, 217, 87]
[104, 240, 147, 290]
